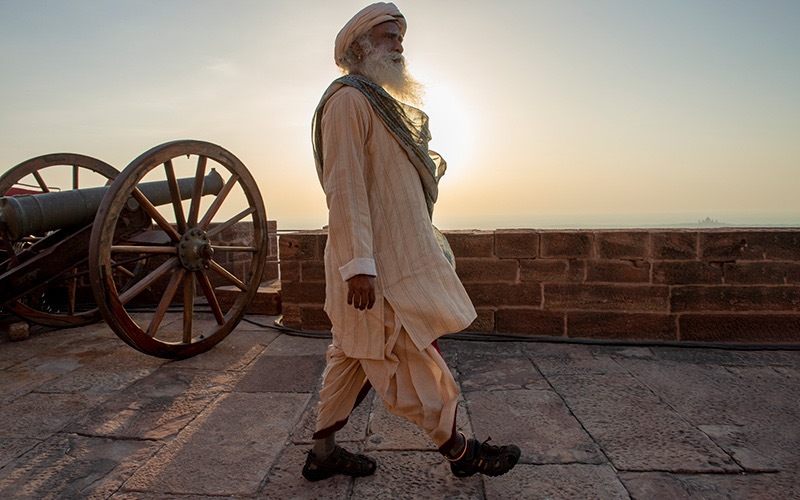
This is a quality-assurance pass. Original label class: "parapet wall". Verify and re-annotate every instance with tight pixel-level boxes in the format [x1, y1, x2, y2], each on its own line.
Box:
[279, 228, 800, 344]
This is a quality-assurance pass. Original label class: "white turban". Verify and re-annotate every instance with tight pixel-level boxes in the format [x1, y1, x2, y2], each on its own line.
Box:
[334, 2, 407, 68]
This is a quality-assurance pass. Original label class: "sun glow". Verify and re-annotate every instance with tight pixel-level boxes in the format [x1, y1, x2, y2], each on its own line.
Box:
[423, 83, 475, 176]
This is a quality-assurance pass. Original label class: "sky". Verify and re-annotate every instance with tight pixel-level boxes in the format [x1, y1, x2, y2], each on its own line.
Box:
[1, 0, 798, 230]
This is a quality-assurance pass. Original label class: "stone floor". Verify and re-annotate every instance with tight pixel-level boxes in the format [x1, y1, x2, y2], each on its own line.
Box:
[0, 313, 798, 499]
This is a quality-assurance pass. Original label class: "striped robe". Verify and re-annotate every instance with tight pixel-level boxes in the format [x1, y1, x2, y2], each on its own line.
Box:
[319, 86, 476, 360]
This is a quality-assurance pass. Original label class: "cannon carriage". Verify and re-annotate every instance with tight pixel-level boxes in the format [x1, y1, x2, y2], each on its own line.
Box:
[0, 140, 269, 358]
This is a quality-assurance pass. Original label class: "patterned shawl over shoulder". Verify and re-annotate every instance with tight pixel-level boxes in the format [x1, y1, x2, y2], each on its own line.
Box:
[312, 74, 446, 218]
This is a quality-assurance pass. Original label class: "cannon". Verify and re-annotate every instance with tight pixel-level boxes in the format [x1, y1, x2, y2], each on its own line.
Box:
[0, 140, 269, 358]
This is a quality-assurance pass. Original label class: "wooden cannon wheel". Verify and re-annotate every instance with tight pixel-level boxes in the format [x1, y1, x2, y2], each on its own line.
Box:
[0, 153, 119, 326]
[88, 140, 268, 358]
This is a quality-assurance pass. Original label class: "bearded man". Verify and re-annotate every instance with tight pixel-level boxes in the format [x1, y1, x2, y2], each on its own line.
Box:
[303, 2, 521, 481]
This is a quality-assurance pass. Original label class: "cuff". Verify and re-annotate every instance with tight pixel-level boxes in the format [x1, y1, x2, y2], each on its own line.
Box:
[338, 257, 377, 281]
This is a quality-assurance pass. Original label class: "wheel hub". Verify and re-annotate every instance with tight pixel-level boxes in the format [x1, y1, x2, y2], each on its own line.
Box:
[178, 228, 213, 271]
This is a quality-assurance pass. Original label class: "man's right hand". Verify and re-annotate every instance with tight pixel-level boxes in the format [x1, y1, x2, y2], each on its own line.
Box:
[347, 274, 376, 310]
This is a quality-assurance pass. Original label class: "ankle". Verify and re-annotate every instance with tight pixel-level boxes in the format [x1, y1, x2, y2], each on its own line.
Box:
[444, 432, 468, 462]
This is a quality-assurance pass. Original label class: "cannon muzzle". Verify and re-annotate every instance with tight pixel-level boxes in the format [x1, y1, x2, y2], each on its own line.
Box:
[0, 169, 224, 240]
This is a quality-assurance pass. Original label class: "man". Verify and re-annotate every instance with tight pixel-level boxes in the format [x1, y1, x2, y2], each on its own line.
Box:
[304, 2, 520, 481]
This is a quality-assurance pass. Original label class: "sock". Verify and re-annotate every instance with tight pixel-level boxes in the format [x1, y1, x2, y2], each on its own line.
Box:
[445, 432, 466, 460]
[312, 433, 336, 459]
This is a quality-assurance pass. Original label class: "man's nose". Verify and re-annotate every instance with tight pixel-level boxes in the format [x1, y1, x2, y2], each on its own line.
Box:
[393, 40, 403, 53]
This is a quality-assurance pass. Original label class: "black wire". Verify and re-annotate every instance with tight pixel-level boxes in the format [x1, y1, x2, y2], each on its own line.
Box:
[243, 315, 800, 352]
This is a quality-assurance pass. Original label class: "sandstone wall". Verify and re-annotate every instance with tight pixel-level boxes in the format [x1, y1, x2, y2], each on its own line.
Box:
[279, 228, 800, 343]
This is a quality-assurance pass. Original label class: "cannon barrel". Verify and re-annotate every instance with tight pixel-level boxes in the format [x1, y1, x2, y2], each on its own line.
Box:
[0, 169, 223, 240]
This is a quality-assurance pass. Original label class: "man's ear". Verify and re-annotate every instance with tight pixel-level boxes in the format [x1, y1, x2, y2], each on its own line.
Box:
[352, 41, 364, 60]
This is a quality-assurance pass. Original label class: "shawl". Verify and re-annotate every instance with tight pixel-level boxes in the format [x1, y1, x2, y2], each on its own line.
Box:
[312, 74, 446, 218]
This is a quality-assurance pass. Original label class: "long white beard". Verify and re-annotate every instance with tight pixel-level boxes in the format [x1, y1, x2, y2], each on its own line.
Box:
[357, 45, 424, 105]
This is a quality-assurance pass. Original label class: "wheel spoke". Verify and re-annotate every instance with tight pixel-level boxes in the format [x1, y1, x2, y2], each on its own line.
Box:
[187, 156, 207, 227]
[211, 245, 258, 253]
[147, 268, 185, 337]
[132, 188, 182, 242]
[67, 268, 77, 315]
[112, 245, 177, 254]
[32, 171, 49, 193]
[112, 261, 137, 279]
[164, 160, 188, 233]
[183, 272, 195, 343]
[198, 174, 239, 230]
[118, 257, 179, 304]
[209, 260, 247, 291]
[206, 207, 256, 239]
[196, 271, 225, 325]
[72, 165, 79, 190]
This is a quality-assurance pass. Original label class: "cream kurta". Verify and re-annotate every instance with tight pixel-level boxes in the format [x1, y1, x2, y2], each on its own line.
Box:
[320, 86, 476, 360]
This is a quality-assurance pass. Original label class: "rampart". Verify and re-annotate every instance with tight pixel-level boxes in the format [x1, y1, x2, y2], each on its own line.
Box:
[278, 228, 800, 344]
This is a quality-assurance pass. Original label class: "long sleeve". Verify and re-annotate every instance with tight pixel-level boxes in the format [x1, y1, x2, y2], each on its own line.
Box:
[321, 90, 377, 282]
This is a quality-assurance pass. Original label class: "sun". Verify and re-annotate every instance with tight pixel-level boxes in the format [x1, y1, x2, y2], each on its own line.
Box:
[423, 83, 474, 173]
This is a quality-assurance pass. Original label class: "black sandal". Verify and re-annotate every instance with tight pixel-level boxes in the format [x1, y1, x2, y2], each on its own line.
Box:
[447, 434, 521, 477]
[302, 445, 377, 481]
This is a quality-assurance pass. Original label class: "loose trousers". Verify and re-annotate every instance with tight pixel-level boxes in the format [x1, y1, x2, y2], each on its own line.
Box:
[313, 301, 460, 452]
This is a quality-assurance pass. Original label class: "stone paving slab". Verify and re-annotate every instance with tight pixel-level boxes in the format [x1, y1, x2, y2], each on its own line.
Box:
[1, 314, 799, 499]
[122, 392, 308, 497]
[620, 470, 800, 500]
[547, 373, 741, 472]
[484, 464, 629, 500]
[349, 451, 484, 500]
[66, 369, 237, 441]
[466, 389, 604, 465]
[0, 433, 160, 500]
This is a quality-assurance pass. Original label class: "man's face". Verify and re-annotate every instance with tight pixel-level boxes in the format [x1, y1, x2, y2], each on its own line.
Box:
[367, 21, 404, 57]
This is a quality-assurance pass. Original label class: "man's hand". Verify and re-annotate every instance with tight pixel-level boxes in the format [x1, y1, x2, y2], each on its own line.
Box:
[347, 274, 376, 310]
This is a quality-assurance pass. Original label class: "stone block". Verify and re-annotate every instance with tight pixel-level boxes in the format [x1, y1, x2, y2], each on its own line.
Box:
[280, 282, 326, 306]
[466, 390, 604, 465]
[653, 261, 723, 284]
[466, 307, 494, 332]
[595, 231, 649, 259]
[724, 261, 800, 284]
[350, 450, 484, 499]
[301, 306, 332, 332]
[540, 231, 593, 258]
[494, 229, 539, 258]
[457, 349, 549, 391]
[679, 313, 800, 343]
[454, 258, 518, 283]
[123, 392, 308, 497]
[567, 312, 676, 340]
[279, 233, 321, 260]
[8, 323, 29, 342]
[0, 434, 159, 500]
[494, 308, 564, 336]
[443, 230, 495, 258]
[671, 285, 800, 312]
[234, 355, 325, 393]
[519, 259, 568, 282]
[280, 304, 301, 329]
[279, 260, 300, 282]
[216, 282, 281, 315]
[651, 231, 697, 259]
[585, 260, 651, 283]
[700, 230, 800, 261]
[547, 373, 740, 472]
[544, 283, 669, 312]
[301, 260, 326, 282]
[463, 283, 542, 307]
[621, 471, 800, 500]
[485, 464, 630, 500]
[261, 260, 279, 282]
